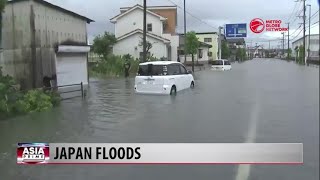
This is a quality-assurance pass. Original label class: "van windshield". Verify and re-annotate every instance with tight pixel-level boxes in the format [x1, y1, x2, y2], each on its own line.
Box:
[212, 60, 223, 65]
[138, 65, 166, 76]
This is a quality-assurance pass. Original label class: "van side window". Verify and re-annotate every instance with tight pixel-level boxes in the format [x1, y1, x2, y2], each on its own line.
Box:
[167, 64, 180, 75]
[180, 65, 187, 74]
[224, 61, 231, 65]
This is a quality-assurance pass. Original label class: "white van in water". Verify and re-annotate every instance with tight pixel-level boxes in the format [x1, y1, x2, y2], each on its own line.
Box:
[211, 59, 232, 71]
[134, 61, 195, 95]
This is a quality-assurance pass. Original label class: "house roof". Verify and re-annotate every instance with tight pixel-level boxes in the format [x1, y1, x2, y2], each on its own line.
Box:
[110, 4, 167, 23]
[139, 61, 180, 65]
[196, 32, 218, 35]
[116, 29, 170, 43]
[7, 0, 94, 23]
[120, 5, 177, 12]
[292, 34, 319, 44]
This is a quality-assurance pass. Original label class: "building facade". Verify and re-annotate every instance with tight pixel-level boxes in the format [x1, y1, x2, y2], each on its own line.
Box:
[0, 0, 93, 89]
[292, 34, 319, 60]
[196, 32, 218, 60]
[111, 4, 179, 61]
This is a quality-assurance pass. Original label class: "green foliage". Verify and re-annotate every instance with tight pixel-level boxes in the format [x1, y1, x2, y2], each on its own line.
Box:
[185, 31, 200, 55]
[287, 48, 292, 59]
[0, 67, 61, 119]
[90, 55, 140, 77]
[92, 32, 117, 58]
[236, 48, 247, 61]
[0, 0, 6, 12]
[298, 45, 304, 62]
[221, 41, 230, 59]
[16, 90, 53, 113]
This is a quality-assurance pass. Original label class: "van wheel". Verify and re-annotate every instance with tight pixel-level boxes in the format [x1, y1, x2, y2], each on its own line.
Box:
[190, 81, 195, 88]
[170, 86, 177, 95]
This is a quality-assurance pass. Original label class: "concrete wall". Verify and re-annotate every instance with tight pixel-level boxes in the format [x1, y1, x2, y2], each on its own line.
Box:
[163, 34, 179, 61]
[0, 0, 88, 89]
[115, 8, 163, 38]
[1, 1, 32, 88]
[179, 46, 210, 63]
[196, 33, 218, 60]
[113, 33, 167, 59]
[292, 35, 319, 57]
[150, 8, 177, 34]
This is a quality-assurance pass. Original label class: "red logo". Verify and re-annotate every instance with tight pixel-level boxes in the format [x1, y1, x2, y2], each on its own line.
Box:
[250, 18, 265, 33]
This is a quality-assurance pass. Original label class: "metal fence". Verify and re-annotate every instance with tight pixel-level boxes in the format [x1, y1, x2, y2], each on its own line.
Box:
[44, 82, 86, 100]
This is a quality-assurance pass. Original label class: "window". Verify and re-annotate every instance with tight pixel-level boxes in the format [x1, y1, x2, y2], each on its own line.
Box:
[167, 64, 181, 75]
[208, 52, 213, 57]
[138, 65, 166, 76]
[180, 65, 187, 74]
[147, 23, 152, 32]
[212, 60, 223, 65]
[198, 49, 203, 58]
[204, 38, 212, 43]
[178, 50, 185, 55]
[224, 61, 231, 65]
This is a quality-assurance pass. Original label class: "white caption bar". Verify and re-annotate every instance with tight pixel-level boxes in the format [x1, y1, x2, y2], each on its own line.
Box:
[49, 143, 303, 164]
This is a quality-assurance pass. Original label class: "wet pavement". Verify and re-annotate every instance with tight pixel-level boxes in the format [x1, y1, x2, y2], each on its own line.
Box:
[0, 59, 319, 180]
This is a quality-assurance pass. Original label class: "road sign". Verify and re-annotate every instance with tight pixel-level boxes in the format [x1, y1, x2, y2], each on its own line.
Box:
[225, 24, 247, 38]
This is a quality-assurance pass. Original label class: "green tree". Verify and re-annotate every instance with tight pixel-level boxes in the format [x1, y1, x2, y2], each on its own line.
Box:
[298, 45, 304, 63]
[0, 0, 5, 12]
[92, 32, 117, 59]
[0, 0, 6, 49]
[236, 48, 247, 61]
[185, 31, 199, 72]
[221, 41, 230, 59]
[138, 38, 153, 62]
[287, 48, 292, 59]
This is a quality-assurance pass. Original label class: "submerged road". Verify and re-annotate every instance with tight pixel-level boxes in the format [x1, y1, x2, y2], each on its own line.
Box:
[0, 58, 319, 180]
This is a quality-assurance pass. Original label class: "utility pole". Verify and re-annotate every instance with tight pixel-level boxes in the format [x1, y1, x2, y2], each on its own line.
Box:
[142, 0, 147, 62]
[303, 0, 306, 64]
[282, 32, 285, 57]
[218, 26, 223, 59]
[184, 0, 187, 63]
[307, 4, 311, 59]
[287, 23, 290, 59]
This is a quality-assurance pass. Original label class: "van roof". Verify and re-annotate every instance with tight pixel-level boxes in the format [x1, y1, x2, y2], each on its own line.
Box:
[214, 59, 229, 61]
[139, 61, 180, 65]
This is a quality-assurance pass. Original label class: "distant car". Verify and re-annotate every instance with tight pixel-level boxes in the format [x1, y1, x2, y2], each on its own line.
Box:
[211, 59, 232, 71]
[134, 61, 195, 95]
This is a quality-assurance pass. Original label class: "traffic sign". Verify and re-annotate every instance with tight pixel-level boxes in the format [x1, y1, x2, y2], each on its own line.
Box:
[225, 24, 247, 38]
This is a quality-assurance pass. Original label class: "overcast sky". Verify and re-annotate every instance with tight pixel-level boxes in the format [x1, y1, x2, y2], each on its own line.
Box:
[50, 0, 319, 48]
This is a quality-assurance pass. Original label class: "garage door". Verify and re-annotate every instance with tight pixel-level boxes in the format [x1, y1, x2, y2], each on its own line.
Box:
[56, 53, 88, 87]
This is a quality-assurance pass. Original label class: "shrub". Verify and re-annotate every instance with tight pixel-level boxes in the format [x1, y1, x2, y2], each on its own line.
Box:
[90, 55, 140, 77]
[16, 90, 53, 113]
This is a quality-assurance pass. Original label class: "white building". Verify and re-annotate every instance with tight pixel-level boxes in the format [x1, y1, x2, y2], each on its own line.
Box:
[292, 34, 319, 60]
[110, 4, 179, 61]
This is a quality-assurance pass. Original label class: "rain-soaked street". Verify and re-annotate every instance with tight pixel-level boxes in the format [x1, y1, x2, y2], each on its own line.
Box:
[0, 59, 319, 180]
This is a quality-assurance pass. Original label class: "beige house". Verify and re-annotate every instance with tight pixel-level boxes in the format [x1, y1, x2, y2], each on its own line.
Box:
[0, 0, 93, 89]
[196, 32, 219, 60]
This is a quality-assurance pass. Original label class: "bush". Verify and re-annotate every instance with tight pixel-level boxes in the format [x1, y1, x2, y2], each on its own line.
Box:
[0, 66, 61, 119]
[90, 54, 140, 77]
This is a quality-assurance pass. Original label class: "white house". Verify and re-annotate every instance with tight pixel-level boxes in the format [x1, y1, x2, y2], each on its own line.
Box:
[110, 4, 179, 61]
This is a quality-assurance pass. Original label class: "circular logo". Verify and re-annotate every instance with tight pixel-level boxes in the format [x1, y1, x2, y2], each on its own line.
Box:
[250, 18, 265, 33]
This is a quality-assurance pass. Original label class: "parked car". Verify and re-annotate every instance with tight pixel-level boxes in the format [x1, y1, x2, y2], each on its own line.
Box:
[211, 59, 232, 71]
[134, 61, 195, 95]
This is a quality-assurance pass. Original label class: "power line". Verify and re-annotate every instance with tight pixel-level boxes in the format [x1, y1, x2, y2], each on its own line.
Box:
[166, 0, 218, 30]
[287, 1, 301, 22]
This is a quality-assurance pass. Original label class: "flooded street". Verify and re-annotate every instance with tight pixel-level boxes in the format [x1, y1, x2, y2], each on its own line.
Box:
[0, 59, 319, 180]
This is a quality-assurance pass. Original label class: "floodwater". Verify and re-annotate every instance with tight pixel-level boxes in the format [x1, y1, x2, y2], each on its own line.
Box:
[0, 59, 319, 180]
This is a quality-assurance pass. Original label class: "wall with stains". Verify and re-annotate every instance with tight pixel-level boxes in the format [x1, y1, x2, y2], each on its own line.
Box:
[0, 0, 88, 89]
